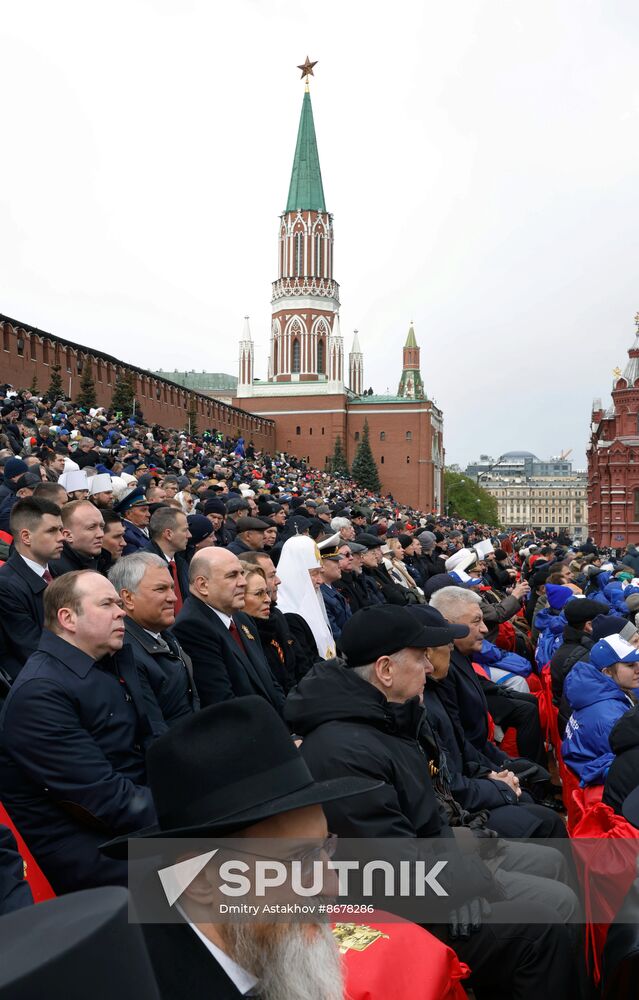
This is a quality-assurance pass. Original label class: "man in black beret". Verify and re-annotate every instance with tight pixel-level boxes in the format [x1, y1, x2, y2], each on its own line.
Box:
[550, 596, 609, 733]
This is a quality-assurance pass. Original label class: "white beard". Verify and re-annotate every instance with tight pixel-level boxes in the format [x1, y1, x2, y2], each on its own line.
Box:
[222, 922, 344, 1000]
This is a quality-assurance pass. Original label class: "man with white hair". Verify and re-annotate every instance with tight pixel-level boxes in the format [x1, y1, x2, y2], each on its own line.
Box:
[330, 516, 355, 542]
[430, 587, 551, 772]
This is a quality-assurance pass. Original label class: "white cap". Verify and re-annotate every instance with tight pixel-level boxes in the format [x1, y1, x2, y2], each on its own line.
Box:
[474, 539, 494, 559]
[88, 473, 113, 496]
[58, 470, 89, 493]
[445, 548, 478, 574]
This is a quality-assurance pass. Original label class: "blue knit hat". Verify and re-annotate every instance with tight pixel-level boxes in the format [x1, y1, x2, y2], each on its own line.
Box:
[546, 583, 574, 610]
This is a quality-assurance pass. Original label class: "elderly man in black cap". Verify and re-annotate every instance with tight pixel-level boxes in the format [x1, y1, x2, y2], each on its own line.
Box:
[227, 516, 271, 557]
[334, 540, 370, 612]
[285, 606, 579, 1000]
[116, 487, 152, 555]
[318, 539, 352, 640]
[103, 697, 381, 1000]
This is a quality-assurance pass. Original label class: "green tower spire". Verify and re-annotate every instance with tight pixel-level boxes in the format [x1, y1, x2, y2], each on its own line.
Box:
[286, 90, 327, 213]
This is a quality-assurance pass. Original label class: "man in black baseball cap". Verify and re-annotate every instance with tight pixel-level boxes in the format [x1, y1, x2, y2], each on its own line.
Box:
[285, 607, 579, 1000]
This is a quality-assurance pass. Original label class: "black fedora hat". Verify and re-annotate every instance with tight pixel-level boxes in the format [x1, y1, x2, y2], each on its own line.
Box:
[103, 697, 381, 857]
[0, 887, 160, 999]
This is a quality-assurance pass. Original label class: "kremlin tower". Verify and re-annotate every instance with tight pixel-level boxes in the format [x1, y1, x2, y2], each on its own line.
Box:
[234, 62, 444, 512]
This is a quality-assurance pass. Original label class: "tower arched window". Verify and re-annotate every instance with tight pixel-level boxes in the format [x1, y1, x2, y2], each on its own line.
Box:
[292, 338, 301, 374]
[317, 339, 325, 374]
[379, 431, 385, 441]
[315, 235, 323, 275]
[295, 233, 303, 276]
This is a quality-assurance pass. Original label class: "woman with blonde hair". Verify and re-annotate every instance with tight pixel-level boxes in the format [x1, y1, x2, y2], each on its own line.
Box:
[383, 537, 424, 599]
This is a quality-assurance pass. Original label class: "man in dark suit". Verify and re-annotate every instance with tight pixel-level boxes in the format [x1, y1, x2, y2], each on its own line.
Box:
[172, 548, 285, 714]
[109, 550, 198, 732]
[0, 570, 158, 894]
[144, 506, 190, 609]
[0, 497, 64, 680]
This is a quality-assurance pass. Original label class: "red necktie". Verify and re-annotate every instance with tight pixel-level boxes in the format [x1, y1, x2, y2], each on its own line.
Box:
[42, 569, 53, 585]
[229, 620, 245, 653]
[168, 561, 183, 614]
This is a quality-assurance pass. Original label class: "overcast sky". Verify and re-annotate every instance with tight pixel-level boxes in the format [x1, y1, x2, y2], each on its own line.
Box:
[3, 0, 638, 469]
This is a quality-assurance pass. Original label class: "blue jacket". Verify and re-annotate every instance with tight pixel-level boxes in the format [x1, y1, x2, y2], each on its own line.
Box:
[473, 640, 531, 679]
[562, 661, 634, 786]
[0, 631, 158, 894]
[122, 520, 150, 556]
[320, 583, 352, 640]
[534, 608, 566, 669]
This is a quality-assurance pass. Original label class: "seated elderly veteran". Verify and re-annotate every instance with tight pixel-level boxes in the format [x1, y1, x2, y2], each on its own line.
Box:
[284, 606, 579, 1000]
[318, 534, 352, 640]
[109, 551, 199, 733]
[562, 634, 639, 786]
[115, 487, 151, 555]
[0, 570, 158, 894]
[430, 586, 552, 775]
[101, 696, 382, 1000]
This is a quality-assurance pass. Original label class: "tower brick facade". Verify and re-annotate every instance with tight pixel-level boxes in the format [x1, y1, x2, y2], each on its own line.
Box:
[588, 313, 639, 546]
[234, 78, 444, 511]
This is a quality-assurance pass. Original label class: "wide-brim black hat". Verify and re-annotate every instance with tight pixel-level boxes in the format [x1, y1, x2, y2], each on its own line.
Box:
[102, 697, 381, 858]
[0, 887, 160, 1000]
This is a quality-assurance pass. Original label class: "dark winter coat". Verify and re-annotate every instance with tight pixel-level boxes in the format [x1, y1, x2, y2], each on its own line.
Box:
[49, 541, 99, 578]
[320, 582, 352, 639]
[284, 660, 496, 907]
[335, 570, 370, 612]
[0, 631, 157, 894]
[550, 624, 594, 729]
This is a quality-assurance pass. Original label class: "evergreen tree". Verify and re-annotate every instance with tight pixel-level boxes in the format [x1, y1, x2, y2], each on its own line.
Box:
[187, 397, 198, 436]
[443, 468, 500, 524]
[29, 372, 38, 394]
[46, 364, 63, 403]
[111, 368, 135, 415]
[76, 359, 97, 409]
[329, 435, 349, 475]
[351, 420, 381, 492]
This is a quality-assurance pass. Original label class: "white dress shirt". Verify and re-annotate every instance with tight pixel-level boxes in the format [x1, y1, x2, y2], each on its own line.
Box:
[180, 914, 259, 995]
[19, 554, 47, 578]
[211, 608, 232, 630]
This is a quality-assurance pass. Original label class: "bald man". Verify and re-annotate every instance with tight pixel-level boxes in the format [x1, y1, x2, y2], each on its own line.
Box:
[171, 548, 285, 714]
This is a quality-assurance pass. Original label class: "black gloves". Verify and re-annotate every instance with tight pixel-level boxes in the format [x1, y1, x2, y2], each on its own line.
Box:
[448, 897, 492, 940]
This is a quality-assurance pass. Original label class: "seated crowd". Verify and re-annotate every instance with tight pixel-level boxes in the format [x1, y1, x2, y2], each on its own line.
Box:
[2, 382, 639, 998]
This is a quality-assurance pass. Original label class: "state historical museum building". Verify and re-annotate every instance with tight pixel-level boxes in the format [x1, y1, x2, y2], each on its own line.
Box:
[234, 78, 444, 512]
[588, 314, 639, 546]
